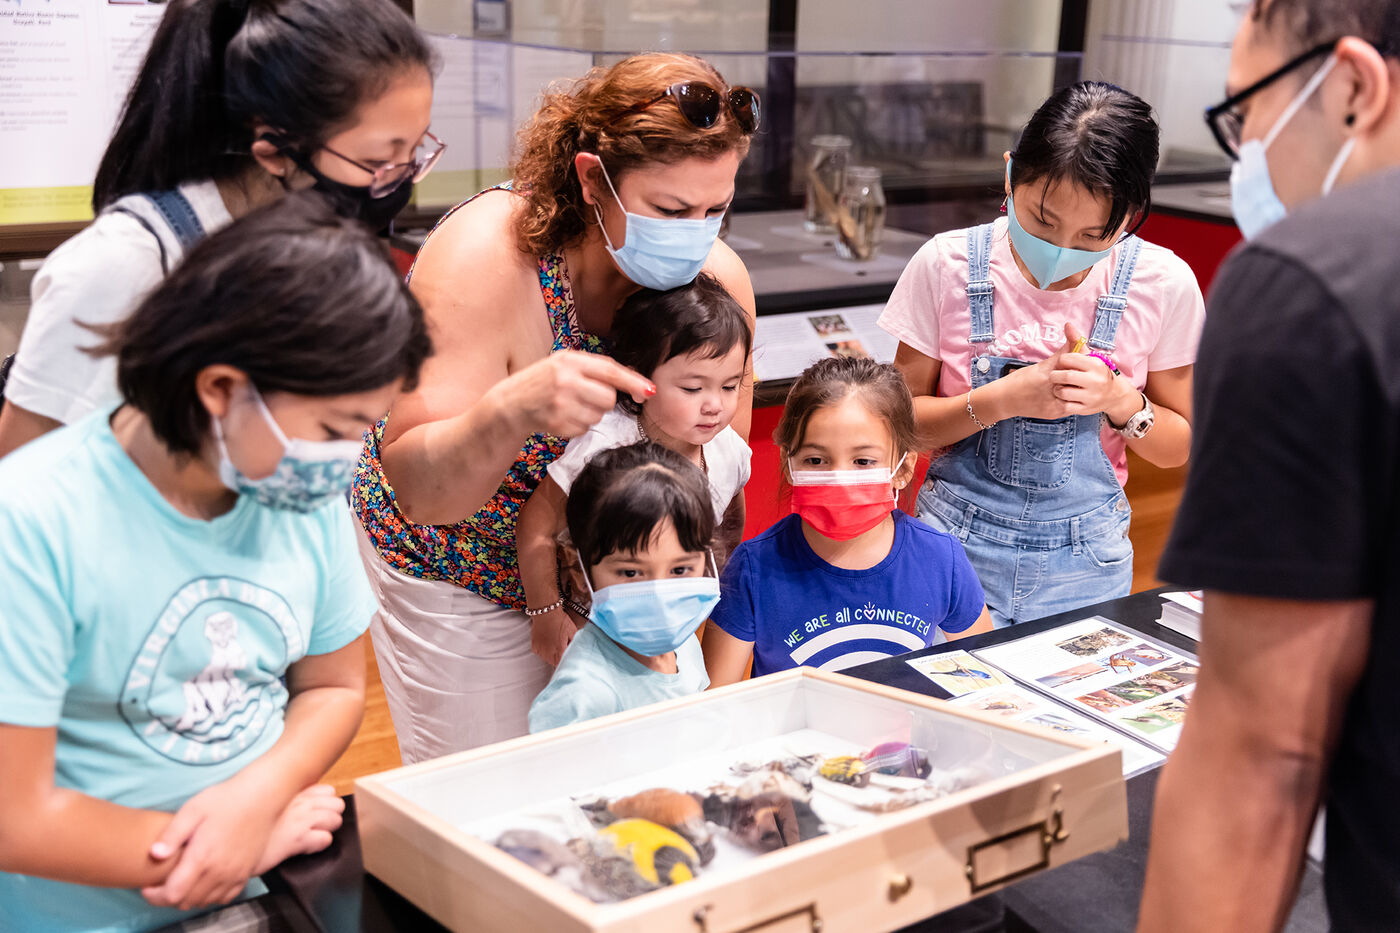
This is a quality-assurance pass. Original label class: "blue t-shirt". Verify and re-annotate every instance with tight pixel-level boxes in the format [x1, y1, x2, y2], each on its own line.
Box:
[0, 409, 376, 933]
[711, 512, 984, 676]
[528, 623, 709, 733]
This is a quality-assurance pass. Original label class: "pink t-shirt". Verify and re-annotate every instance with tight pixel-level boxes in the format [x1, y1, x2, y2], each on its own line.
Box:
[879, 217, 1205, 486]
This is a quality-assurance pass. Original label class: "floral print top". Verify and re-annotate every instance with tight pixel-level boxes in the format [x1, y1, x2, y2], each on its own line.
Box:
[352, 189, 608, 609]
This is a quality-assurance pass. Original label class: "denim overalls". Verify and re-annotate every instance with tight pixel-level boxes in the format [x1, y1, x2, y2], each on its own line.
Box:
[917, 223, 1142, 627]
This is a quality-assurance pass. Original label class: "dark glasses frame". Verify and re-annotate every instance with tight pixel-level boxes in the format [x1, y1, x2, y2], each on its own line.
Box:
[611, 82, 761, 134]
[1204, 40, 1335, 159]
[320, 130, 447, 197]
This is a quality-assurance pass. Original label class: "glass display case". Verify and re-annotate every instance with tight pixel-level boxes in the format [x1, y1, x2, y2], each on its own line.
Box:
[356, 668, 1127, 933]
[1082, 0, 1237, 174]
[406, 36, 1088, 217]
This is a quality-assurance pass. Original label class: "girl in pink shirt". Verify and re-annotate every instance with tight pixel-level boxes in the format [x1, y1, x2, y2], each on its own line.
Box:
[879, 82, 1205, 627]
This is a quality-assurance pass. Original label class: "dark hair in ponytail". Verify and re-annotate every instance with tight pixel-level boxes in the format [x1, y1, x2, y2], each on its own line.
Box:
[1009, 81, 1159, 241]
[93, 0, 435, 210]
[92, 192, 432, 455]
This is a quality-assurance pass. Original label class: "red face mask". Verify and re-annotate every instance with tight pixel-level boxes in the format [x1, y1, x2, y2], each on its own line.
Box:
[789, 466, 897, 541]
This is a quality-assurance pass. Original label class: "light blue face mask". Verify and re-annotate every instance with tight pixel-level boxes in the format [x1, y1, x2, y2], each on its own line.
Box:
[213, 386, 364, 513]
[1230, 55, 1356, 240]
[580, 552, 720, 656]
[592, 158, 724, 291]
[1004, 159, 1117, 289]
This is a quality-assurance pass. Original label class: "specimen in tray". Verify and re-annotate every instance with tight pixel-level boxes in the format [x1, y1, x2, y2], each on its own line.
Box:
[496, 818, 703, 904]
[594, 818, 700, 887]
[817, 755, 871, 787]
[580, 788, 716, 865]
[702, 765, 825, 851]
[494, 829, 619, 903]
[491, 741, 983, 905]
[862, 742, 933, 779]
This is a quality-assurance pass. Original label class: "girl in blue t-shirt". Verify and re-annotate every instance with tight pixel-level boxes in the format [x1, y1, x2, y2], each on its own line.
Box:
[705, 357, 992, 684]
[0, 194, 431, 933]
[528, 442, 716, 732]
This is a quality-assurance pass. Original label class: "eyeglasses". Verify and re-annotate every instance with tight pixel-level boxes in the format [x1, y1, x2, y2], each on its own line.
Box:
[612, 82, 761, 134]
[1204, 41, 1335, 159]
[320, 130, 447, 197]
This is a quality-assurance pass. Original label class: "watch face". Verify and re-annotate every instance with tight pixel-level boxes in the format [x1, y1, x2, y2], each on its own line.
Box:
[1128, 411, 1155, 438]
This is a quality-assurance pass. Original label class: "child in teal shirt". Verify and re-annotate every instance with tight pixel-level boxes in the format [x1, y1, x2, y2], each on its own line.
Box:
[0, 194, 431, 932]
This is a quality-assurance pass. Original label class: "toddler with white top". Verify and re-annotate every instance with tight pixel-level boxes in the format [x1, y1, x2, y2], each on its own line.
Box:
[516, 273, 751, 665]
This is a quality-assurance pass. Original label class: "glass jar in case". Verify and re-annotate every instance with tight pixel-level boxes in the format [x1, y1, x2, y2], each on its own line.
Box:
[803, 135, 853, 234]
[834, 165, 887, 262]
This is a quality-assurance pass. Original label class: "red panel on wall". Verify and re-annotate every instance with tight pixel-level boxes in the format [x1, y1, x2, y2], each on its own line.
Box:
[742, 403, 788, 540]
[1137, 213, 1242, 297]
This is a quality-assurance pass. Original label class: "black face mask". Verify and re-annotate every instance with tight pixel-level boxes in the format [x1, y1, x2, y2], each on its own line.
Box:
[283, 148, 413, 233]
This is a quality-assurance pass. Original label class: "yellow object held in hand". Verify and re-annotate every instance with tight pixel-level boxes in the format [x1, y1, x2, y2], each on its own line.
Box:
[1070, 336, 1088, 354]
[597, 819, 699, 886]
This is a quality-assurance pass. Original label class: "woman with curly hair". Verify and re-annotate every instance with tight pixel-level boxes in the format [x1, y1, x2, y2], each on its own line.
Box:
[351, 52, 759, 761]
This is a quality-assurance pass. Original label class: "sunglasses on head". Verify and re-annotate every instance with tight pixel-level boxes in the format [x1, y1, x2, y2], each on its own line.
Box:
[613, 82, 761, 134]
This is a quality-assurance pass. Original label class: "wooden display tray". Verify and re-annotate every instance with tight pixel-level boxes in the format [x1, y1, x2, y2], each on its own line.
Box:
[356, 668, 1127, 933]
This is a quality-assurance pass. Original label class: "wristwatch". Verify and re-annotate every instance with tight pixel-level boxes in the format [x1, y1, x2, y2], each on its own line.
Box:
[1110, 392, 1155, 439]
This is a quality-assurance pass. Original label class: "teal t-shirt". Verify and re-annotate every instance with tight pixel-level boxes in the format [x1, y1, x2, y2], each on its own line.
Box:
[0, 409, 375, 932]
[528, 623, 709, 733]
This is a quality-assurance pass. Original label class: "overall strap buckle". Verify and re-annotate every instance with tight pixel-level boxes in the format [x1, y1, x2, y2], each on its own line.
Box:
[1088, 236, 1143, 352]
[965, 223, 998, 345]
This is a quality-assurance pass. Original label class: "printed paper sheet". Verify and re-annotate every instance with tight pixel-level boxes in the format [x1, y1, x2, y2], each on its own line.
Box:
[752, 304, 899, 383]
[972, 617, 1198, 753]
[948, 683, 1165, 776]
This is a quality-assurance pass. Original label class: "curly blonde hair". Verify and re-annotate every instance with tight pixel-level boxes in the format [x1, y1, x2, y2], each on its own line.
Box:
[510, 52, 753, 256]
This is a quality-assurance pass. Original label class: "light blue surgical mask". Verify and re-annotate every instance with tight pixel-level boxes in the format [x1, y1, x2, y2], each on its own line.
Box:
[579, 552, 720, 656]
[1230, 54, 1355, 240]
[213, 386, 364, 512]
[593, 158, 723, 291]
[1004, 159, 1116, 289]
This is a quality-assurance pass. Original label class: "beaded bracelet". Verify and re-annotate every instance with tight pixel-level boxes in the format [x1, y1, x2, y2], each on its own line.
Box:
[1086, 351, 1121, 375]
[523, 597, 564, 618]
[966, 389, 994, 430]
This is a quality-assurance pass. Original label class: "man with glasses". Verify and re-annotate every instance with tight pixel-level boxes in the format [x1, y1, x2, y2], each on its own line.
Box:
[1139, 1, 1400, 930]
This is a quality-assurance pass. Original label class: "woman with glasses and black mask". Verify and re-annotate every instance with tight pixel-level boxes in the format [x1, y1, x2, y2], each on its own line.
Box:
[879, 82, 1205, 628]
[0, 0, 440, 459]
[352, 53, 760, 762]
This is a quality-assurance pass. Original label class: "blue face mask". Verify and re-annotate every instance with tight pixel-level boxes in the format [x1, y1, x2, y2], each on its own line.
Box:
[1230, 55, 1354, 240]
[593, 158, 723, 291]
[1004, 159, 1116, 290]
[580, 552, 720, 656]
[213, 387, 364, 513]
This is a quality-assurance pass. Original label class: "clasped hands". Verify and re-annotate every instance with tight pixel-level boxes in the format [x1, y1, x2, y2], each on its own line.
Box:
[140, 779, 344, 911]
[996, 322, 1141, 424]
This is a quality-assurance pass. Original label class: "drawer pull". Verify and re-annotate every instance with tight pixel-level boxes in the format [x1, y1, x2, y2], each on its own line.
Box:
[964, 806, 1070, 894]
[693, 901, 823, 933]
[888, 873, 914, 902]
